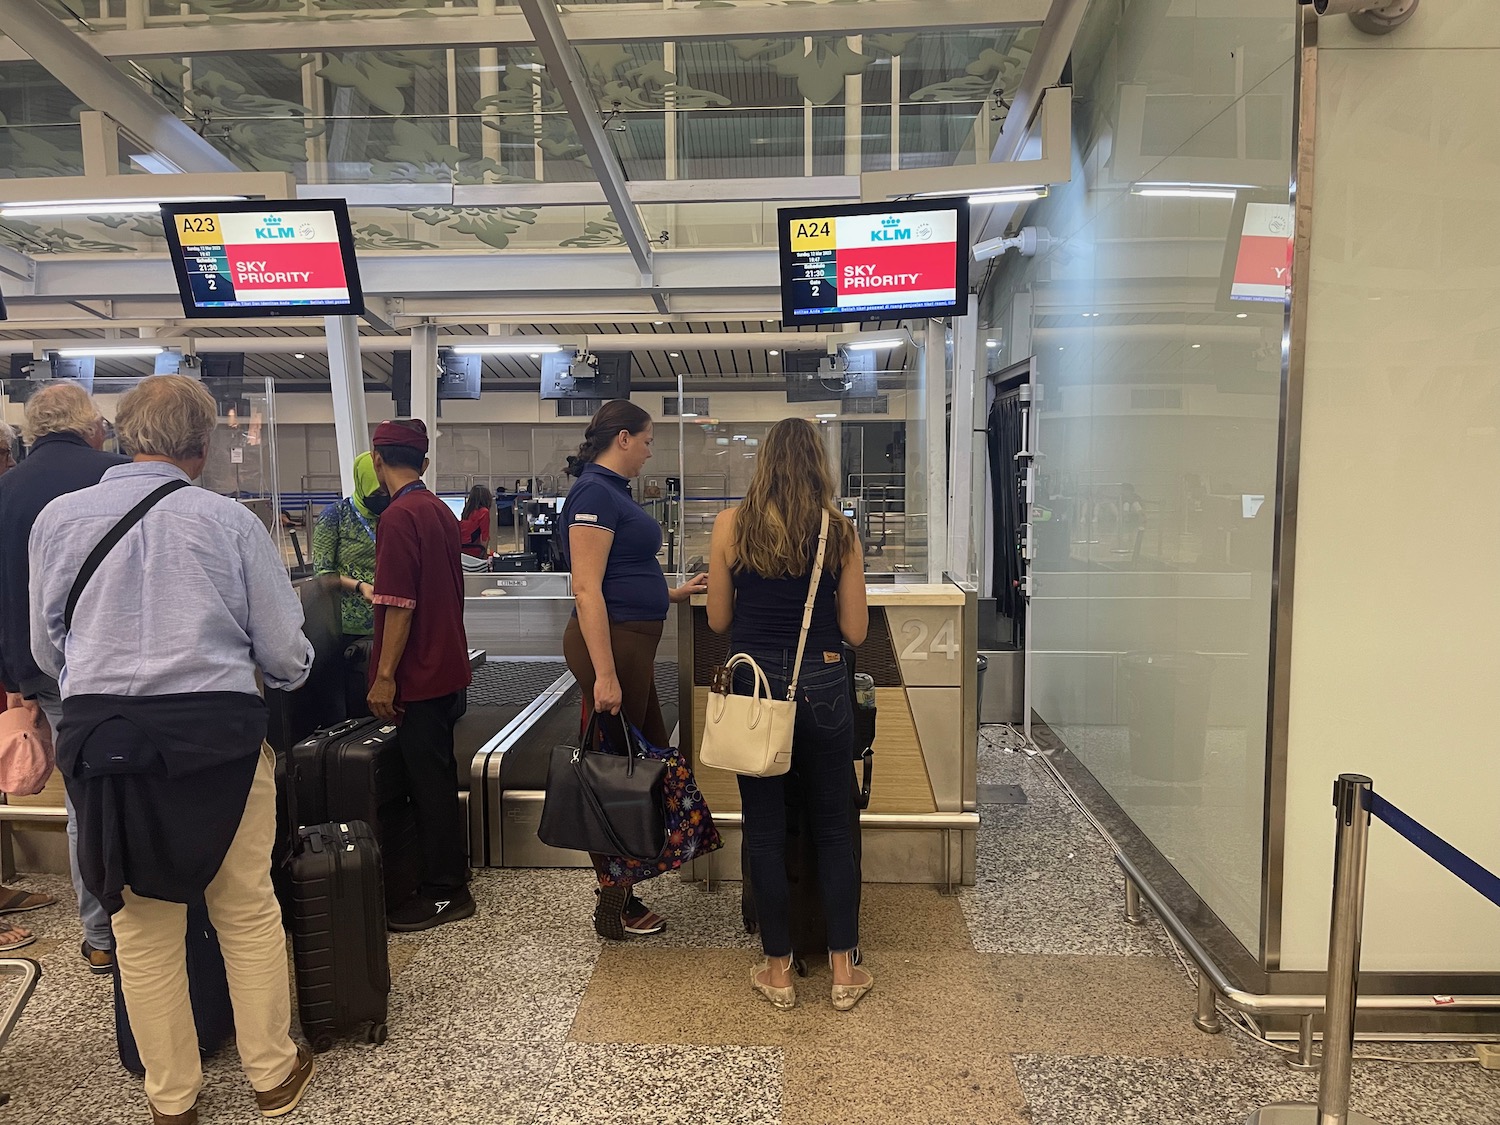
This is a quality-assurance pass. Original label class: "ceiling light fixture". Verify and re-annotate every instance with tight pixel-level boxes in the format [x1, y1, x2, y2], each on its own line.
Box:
[449, 343, 563, 355]
[986, 339, 999, 348]
[293, 352, 307, 360]
[1236, 313, 1249, 319]
[1, 195, 245, 219]
[768, 349, 780, 356]
[815, 413, 838, 419]
[1191, 343, 1203, 349]
[967, 188, 1047, 206]
[669, 351, 681, 358]
[1130, 182, 1244, 201]
[681, 412, 699, 419]
[54, 345, 163, 358]
[845, 339, 905, 352]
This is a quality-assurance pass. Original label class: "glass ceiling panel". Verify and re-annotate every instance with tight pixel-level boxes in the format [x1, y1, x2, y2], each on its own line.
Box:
[0, 25, 1038, 253]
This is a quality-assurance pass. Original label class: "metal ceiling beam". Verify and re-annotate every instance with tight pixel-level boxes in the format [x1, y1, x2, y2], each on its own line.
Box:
[0, 245, 33, 282]
[15, 248, 781, 303]
[972, 0, 1089, 242]
[0, 0, 236, 174]
[0, 0, 1049, 61]
[301, 175, 861, 210]
[515, 0, 656, 303]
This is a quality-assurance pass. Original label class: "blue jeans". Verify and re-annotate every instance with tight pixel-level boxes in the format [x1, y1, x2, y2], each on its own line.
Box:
[37, 688, 115, 951]
[734, 647, 859, 959]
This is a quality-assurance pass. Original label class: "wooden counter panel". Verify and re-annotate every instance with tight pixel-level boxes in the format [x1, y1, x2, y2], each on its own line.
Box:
[689, 686, 938, 817]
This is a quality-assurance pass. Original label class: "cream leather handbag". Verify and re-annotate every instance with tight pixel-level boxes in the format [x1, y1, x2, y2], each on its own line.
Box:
[700, 511, 829, 778]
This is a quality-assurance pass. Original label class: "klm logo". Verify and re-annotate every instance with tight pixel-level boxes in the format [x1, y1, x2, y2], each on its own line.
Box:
[255, 216, 295, 240]
[871, 215, 911, 243]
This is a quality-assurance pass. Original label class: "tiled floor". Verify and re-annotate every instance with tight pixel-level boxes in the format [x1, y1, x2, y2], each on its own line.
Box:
[0, 727, 1496, 1124]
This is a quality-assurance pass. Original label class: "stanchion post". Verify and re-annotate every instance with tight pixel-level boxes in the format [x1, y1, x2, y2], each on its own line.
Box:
[1243, 774, 1382, 1125]
[1319, 773, 1374, 1124]
[1194, 973, 1224, 1035]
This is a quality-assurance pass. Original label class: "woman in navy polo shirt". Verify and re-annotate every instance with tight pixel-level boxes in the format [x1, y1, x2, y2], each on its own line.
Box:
[561, 400, 707, 940]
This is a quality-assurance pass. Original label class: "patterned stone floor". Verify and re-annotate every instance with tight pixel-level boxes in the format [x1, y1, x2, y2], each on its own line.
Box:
[0, 727, 1495, 1124]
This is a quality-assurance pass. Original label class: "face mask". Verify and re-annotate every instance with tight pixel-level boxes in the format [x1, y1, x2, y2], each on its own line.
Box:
[362, 491, 391, 516]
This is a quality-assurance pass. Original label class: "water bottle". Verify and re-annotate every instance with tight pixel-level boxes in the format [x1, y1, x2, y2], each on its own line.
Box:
[853, 673, 876, 711]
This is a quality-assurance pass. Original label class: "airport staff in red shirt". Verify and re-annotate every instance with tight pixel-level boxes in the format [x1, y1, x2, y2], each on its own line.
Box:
[367, 418, 475, 932]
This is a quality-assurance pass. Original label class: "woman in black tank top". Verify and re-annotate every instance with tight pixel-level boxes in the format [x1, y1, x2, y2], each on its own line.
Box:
[706, 418, 873, 1012]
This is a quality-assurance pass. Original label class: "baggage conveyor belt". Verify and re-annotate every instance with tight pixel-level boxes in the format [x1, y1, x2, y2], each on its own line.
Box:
[464, 661, 678, 868]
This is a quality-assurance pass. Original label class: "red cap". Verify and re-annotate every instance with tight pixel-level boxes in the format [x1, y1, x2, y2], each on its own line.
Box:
[373, 418, 429, 453]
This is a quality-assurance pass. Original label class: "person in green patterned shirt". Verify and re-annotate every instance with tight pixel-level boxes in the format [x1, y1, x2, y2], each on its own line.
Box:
[313, 451, 387, 716]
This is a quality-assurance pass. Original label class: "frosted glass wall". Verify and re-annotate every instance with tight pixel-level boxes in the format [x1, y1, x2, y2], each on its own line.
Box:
[983, 0, 1297, 950]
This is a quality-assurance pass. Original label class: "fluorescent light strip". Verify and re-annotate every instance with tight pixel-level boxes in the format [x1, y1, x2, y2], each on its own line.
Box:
[845, 339, 905, 352]
[449, 344, 563, 355]
[1130, 183, 1247, 201]
[968, 189, 1046, 206]
[0, 195, 245, 218]
[54, 346, 163, 358]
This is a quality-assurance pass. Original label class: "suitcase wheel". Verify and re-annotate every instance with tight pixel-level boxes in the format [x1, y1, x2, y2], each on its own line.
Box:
[792, 957, 808, 978]
[366, 1023, 388, 1047]
[312, 1034, 335, 1055]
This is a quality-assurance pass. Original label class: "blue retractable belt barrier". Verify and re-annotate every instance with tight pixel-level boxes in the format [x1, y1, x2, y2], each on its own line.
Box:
[1364, 791, 1500, 911]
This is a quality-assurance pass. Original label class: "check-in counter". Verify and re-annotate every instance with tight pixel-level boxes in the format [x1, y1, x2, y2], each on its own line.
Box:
[463, 570, 575, 658]
[677, 581, 980, 888]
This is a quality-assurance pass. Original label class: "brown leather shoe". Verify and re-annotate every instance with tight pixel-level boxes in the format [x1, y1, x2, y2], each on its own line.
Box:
[81, 940, 114, 975]
[254, 1045, 315, 1118]
[149, 1101, 198, 1125]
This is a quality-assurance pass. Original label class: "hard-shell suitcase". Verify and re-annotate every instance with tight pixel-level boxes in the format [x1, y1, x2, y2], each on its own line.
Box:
[291, 718, 421, 910]
[113, 899, 234, 1076]
[741, 646, 874, 969]
[288, 820, 391, 1053]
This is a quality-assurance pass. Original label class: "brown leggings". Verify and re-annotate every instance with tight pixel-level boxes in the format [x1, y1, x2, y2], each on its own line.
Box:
[562, 616, 668, 747]
[563, 615, 668, 890]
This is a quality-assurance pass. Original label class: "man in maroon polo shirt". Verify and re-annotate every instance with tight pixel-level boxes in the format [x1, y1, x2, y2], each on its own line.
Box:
[367, 418, 475, 932]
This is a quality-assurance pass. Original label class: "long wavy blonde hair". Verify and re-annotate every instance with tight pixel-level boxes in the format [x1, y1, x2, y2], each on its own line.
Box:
[732, 418, 858, 577]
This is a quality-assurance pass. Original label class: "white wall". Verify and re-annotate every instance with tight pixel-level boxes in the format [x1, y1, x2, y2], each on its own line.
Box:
[1281, 4, 1500, 972]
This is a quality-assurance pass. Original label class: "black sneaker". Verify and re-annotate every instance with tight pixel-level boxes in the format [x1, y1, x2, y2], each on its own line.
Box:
[387, 891, 475, 933]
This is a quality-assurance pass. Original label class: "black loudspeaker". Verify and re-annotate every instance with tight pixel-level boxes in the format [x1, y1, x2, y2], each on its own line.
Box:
[391, 353, 412, 416]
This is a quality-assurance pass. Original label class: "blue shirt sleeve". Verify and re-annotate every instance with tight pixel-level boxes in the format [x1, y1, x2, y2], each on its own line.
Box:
[564, 479, 622, 535]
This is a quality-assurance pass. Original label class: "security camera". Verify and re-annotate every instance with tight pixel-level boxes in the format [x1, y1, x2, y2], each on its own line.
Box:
[974, 226, 1052, 263]
[1307, 0, 1419, 34]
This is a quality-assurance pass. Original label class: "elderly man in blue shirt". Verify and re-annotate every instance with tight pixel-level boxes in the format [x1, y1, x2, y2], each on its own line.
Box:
[30, 375, 317, 1125]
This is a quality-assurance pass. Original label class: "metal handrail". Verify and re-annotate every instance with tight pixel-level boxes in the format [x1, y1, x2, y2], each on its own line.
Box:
[0, 957, 41, 1057]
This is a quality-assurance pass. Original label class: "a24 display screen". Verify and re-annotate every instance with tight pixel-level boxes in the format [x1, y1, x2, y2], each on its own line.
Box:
[777, 199, 970, 326]
[160, 199, 365, 318]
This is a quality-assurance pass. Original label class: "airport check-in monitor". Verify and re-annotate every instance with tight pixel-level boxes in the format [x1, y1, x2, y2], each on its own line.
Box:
[778, 198, 970, 326]
[161, 199, 365, 318]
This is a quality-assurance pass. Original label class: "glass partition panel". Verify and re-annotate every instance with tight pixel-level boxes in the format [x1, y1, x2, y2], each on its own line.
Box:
[979, 0, 1296, 950]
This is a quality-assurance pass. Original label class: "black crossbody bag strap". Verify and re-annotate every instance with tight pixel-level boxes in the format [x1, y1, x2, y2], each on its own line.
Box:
[64, 480, 190, 632]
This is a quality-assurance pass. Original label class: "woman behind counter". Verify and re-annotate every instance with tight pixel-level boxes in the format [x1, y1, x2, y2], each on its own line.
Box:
[459, 484, 493, 568]
[312, 451, 387, 717]
[561, 401, 707, 940]
[707, 418, 872, 1011]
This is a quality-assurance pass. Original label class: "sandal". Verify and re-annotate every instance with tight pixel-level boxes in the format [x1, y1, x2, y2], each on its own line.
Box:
[622, 891, 666, 936]
[0, 924, 35, 953]
[0, 887, 55, 914]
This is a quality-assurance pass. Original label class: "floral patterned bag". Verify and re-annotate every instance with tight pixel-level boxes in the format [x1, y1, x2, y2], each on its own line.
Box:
[594, 720, 722, 887]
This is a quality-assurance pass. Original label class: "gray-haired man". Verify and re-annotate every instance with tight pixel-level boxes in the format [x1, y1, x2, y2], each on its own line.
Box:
[0, 382, 127, 971]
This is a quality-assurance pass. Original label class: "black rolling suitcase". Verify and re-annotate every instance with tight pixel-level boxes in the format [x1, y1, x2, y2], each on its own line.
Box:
[288, 820, 391, 1053]
[292, 718, 421, 911]
[741, 647, 875, 970]
[113, 900, 235, 1076]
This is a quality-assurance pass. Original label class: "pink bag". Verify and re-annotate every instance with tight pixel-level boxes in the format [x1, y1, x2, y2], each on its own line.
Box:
[0, 705, 55, 797]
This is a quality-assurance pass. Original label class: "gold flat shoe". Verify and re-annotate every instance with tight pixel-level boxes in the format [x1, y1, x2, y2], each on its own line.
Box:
[830, 951, 873, 1012]
[751, 958, 796, 1010]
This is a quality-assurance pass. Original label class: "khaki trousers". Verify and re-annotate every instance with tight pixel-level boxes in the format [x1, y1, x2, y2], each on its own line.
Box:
[112, 746, 298, 1116]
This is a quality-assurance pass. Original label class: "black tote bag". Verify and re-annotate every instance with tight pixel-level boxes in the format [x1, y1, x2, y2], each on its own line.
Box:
[538, 711, 668, 862]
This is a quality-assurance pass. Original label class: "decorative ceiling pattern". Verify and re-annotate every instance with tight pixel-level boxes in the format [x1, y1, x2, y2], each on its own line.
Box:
[0, 25, 1036, 256]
